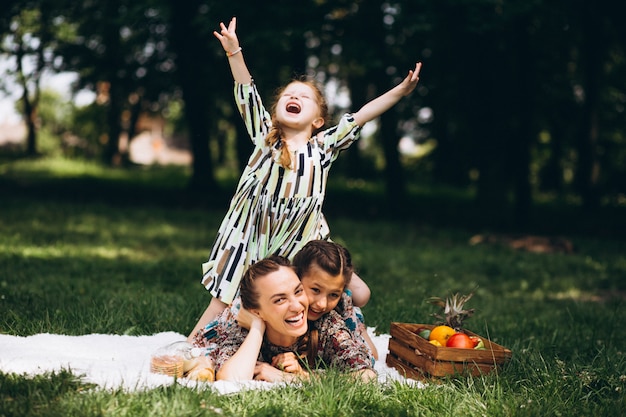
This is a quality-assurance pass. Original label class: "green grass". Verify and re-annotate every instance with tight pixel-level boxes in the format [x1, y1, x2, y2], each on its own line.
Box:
[1, 156, 625, 416]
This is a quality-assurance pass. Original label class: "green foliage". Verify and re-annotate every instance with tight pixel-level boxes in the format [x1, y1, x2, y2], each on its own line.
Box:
[0, 157, 625, 416]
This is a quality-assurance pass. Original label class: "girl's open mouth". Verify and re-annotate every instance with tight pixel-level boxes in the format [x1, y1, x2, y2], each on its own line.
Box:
[286, 103, 301, 114]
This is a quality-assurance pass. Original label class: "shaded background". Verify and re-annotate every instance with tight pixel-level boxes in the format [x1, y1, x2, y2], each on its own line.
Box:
[1, 0, 625, 235]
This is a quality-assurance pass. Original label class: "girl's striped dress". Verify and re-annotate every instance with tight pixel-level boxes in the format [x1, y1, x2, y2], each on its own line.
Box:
[201, 81, 362, 303]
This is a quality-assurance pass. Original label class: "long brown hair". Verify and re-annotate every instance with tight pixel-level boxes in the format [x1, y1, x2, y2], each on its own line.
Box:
[239, 256, 293, 310]
[265, 78, 329, 169]
[239, 256, 318, 368]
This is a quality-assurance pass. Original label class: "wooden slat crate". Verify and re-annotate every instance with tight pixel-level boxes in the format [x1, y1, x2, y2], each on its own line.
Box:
[386, 323, 512, 379]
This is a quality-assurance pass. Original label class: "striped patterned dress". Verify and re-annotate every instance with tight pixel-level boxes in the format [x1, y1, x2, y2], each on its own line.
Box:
[201, 81, 362, 303]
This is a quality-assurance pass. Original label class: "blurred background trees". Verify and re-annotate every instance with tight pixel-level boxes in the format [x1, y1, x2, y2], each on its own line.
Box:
[1, 0, 625, 224]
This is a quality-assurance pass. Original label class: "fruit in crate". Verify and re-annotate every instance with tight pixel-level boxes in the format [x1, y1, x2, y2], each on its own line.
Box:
[446, 333, 474, 349]
[415, 327, 431, 339]
[428, 325, 456, 346]
[427, 290, 484, 349]
[427, 291, 475, 331]
[387, 290, 512, 378]
[469, 335, 483, 348]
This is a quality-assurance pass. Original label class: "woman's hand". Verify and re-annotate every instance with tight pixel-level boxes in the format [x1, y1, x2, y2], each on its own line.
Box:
[271, 352, 305, 374]
[235, 307, 259, 330]
[253, 362, 285, 382]
[213, 17, 239, 53]
[253, 361, 309, 382]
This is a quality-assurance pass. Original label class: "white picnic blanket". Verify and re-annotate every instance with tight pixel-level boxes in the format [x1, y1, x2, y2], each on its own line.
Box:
[0, 328, 424, 394]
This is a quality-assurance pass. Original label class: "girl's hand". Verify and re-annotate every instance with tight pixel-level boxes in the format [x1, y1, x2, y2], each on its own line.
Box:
[398, 62, 422, 96]
[271, 352, 305, 374]
[213, 17, 240, 53]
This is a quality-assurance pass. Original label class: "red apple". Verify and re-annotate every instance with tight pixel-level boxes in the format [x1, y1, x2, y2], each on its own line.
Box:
[446, 333, 474, 349]
[469, 336, 481, 347]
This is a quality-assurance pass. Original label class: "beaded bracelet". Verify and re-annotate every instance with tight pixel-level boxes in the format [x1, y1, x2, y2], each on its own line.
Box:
[226, 47, 242, 57]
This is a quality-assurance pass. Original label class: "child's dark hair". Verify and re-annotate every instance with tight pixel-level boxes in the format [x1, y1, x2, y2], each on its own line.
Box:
[293, 240, 353, 288]
[294, 240, 355, 369]
[266, 78, 329, 169]
[239, 256, 293, 310]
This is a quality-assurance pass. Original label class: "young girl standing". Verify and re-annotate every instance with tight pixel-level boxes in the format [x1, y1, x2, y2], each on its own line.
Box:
[188, 16, 422, 340]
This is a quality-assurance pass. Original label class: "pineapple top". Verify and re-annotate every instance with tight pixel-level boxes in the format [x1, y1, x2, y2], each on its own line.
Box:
[427, 292, 475, 331]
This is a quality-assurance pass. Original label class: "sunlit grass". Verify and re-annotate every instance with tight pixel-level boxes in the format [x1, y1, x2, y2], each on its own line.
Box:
[0, 155, 194, 192]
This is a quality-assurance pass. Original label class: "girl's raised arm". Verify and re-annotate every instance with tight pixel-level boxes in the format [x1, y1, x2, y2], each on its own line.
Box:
[213, 17, 252, 84]
[352, 62, 422, 127]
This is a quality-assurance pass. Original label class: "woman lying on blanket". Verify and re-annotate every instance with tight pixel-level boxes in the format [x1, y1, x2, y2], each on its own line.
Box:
[192, 240, 378, 361]
[192, 251, 376, 382]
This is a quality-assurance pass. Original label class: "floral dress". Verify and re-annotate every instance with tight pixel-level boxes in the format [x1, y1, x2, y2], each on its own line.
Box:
[192, 290, 376, 366]
[205, 307, 374, 375]
[201, 81, 362, 304]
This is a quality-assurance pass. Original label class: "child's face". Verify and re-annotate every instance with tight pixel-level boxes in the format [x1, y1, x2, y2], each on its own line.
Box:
[300, 264, 345, 322]
[275, 82, 324, 132]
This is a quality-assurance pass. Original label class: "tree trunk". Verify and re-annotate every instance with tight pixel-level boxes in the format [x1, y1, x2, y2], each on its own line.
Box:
[168, 0, 217, 192]
[22, 89, 37, 156]
[510, 16, 534, 228]
[474, 36, 510, 215]
[576, 0, 603, 211]
[345, 75, 367, 177]
[380, 109, 406, 215]
[103, 81, 123, 165]
[15, 40, 38, 156]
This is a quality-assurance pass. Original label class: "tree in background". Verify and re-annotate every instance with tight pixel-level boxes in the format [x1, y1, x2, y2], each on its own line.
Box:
[55, 0, 176, 166]
[1, 0, 625, 216]
[0, 0, 69, 155]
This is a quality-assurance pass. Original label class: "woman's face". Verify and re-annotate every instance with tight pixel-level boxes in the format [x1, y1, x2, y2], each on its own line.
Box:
[252, 266, 309, 345]
[300, 264, 345, 322]
[275, 82, 324, 132]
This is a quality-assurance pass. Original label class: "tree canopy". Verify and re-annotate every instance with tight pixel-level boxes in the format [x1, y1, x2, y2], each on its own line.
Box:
[1, 0, 624, 221]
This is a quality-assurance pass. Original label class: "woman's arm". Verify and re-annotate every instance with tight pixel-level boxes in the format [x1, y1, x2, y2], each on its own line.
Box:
[213, 17, 252, 84]
[352, 62, 422, 127]
[215, 312, 265, 381]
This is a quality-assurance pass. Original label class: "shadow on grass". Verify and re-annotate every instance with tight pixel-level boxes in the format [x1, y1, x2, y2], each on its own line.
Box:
[1, 154, 625, 239]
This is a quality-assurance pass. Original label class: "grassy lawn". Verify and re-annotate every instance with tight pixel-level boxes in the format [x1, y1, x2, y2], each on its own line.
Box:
[1, 156, 625, 416]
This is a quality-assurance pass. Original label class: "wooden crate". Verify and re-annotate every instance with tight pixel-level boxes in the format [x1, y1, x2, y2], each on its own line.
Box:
[386, 323, 512, 379]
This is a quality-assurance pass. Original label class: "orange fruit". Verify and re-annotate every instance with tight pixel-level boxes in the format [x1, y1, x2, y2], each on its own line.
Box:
[429, 325, 456, 346]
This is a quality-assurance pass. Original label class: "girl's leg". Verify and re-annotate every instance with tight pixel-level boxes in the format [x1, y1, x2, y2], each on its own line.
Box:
[186, 297, 228, 343]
